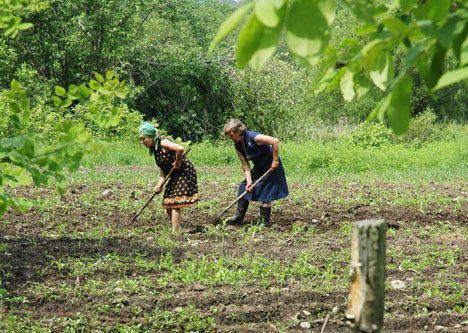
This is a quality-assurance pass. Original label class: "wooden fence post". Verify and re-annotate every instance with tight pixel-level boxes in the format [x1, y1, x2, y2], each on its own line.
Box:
[345, 219, 386, 332]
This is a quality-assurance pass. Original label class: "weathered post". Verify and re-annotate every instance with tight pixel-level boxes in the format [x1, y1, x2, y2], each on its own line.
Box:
[345, 219, 386, 332]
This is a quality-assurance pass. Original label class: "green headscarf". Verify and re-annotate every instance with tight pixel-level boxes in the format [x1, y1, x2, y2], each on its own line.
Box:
[139, 122, 159, 150]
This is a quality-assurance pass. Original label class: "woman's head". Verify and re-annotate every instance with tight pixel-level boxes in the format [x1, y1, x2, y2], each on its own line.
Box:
[224, 119, 246, 142]
[139, 122, 159, 149]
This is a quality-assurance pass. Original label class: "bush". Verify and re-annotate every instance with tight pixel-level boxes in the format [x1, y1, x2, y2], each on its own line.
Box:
[403, 108, 445, 147]
[27, 102, 144, 142]
[349, 122, 395, 148]
[73, 103, 144, 141]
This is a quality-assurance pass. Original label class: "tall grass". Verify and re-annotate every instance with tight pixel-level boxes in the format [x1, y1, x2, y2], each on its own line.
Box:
[83, 126, 467, 182]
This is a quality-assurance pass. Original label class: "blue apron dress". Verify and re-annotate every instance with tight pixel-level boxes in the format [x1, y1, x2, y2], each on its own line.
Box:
[234, 130, 289, 202]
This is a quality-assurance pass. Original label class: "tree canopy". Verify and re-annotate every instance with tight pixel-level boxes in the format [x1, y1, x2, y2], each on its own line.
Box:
[1, 0, 466, 218]
[210, 0, 468, 134]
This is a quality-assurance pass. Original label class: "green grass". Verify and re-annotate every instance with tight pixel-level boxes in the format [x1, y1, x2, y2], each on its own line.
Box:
[1, 126, 466, 332]
[84, 126, 468, 182]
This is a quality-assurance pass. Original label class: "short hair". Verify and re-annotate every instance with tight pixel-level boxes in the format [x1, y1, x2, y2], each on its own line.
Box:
[223, 119, 247, 135]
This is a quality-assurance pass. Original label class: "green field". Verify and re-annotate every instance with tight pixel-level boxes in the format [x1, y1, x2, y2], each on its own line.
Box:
[1, 128, 467, 332]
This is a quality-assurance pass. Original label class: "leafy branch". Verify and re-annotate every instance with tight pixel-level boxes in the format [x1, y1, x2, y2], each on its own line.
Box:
[210, 0, 468, 135]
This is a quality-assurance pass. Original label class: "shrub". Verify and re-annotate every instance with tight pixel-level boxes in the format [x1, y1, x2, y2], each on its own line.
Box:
[74, 103, 144, 141]
[28, 103, 144, 142]
[349, 122, 395, 148]
[403, 107, 445, 147]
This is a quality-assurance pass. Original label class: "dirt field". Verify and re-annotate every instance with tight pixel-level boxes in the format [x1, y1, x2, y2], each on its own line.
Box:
[1, 167, 467, 332]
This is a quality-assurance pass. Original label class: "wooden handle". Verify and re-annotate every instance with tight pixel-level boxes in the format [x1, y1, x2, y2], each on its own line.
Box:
[216, 168, 274, 219]
[129, 147, 192, 222]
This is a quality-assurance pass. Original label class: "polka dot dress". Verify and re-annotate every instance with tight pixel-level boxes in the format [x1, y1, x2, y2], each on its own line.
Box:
[153, 138, 198, 209]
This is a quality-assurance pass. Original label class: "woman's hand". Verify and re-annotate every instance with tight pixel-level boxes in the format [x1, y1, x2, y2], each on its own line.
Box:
[154, 185, 162, 193]
[246, 180, 253, 192]
[172, 160, 181, 169]
[271, 160, 279, 170]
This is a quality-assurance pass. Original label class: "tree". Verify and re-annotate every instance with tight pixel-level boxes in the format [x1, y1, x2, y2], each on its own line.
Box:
[4, 0, 148, 87]
[209, 0, 468, 134]
[0, 2, 128, 218]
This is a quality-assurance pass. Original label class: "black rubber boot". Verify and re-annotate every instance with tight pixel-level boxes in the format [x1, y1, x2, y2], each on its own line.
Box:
[226, 198, 249, 225]
[259, 206, 271, 227]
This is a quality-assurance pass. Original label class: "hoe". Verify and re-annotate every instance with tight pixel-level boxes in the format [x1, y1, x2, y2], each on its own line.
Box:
[213, 168, 273, 224]
[128, 148, 191, 223]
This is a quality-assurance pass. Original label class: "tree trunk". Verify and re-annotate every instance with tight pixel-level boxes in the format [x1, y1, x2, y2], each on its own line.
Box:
[346, 219, 386, 332]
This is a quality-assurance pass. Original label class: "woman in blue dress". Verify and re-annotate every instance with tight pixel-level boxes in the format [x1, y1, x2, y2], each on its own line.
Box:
[223, 119, 288, 227]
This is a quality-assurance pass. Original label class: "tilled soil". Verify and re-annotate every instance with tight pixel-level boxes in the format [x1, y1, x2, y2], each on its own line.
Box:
[1, 171, 467, 332]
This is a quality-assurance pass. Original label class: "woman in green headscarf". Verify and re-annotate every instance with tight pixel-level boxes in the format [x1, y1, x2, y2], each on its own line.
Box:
[139, 122, 198, 234]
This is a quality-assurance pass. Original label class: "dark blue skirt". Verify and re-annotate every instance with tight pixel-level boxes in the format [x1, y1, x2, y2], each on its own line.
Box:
[238, 159, 289, 202]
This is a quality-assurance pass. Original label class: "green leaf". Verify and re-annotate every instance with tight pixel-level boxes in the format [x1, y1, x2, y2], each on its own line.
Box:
[416, 20, 436, 38]
[397, 0, 417, 13]
[286, 0, 336, 66]
[97, 87, 112, 96]
[250, 8, 286, 70]
[72, 152, 84, 162]
[426, 0, 451, 22]
[89, 104, 99, 115]
[354, 72, 370, 98]
[17, 23, 33, 31]
[236, 11, 285, 70]
[356, 24, 377, 35]
[9, 102, 20, 114]
[69, 84, 78, 95]
[433, 67, 468, 91]
[340, 69, 355, 102]
[48, 160, 61, 172]
[439, 12, 467, 49]
[20, 98, 30, 111]
[105, 71, 115, 80]
[9, 114, 20, 126]
[453, 20, 468, 64]
[236, 14, 265, 69]
[209, 2, 254, 54]
[33, 156, 49, 167]
[55, 86, 66, 97]
[368, 94, 390, 122]
[255, 0, 284, 28]
[61, 98, 73, 109]
[236, 13, 263, 68]
[370, 53, 394, 91]
[427, 43, 447, 89]
[382, 17, 409, 37]
[94, 72, 105, 83]
[53, 96, 63, 107]
[16, 198, 33, 212]
[360, 40, 384, 72]
[115, 88, 128, 99]
[8, 151, 22, 163]
[461, 36, 468, 66]
[343, 0, 376, 25]
[77, 85, 91, 102]
[414, 0, 451, 21]
[402, 42, 424, 72]
[10, 79, 21, 91]
[55, 178, 66, 196]
[313, 69, 338, 94]
[89, 80, 101, 90]
[4, 26, 18, 38]
[387, 76, 412, 135]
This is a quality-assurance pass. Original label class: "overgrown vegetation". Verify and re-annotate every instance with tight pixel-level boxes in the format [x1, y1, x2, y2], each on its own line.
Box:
[2, 0, 466, 143]
[1, 131, 466, 331]
[1, 1, 467, 330]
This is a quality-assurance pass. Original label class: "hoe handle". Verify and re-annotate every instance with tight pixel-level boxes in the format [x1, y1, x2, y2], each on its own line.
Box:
[216, 168, 274, 219]
[130, 147, 192, 223]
